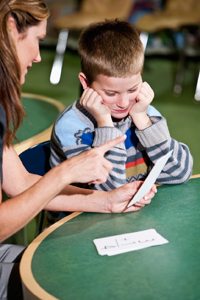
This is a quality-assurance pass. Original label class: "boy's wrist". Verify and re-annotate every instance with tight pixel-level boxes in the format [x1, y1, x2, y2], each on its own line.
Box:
[131, 113, 152, 130]
[97, 115, 114, 127]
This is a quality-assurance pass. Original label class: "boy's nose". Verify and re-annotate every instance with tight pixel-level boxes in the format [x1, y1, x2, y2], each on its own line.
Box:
[117, 95, 129, 108]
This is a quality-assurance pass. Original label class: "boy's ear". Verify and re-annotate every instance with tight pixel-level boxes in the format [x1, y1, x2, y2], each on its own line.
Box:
[78, 72, 89, 90]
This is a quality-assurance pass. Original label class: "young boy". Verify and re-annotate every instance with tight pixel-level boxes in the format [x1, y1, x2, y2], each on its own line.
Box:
[50, 19, 193, 192]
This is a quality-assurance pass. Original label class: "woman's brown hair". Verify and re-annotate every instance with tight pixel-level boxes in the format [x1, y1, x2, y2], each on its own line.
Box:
[0, 0, 49, 146]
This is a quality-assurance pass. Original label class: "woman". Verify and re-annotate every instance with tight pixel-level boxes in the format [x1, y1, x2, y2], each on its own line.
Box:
[0, 0, 156, 298]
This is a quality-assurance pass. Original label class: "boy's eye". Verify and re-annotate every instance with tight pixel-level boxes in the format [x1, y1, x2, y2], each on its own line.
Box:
[128, 88, 137, 93]
[105, 91, 116, 96]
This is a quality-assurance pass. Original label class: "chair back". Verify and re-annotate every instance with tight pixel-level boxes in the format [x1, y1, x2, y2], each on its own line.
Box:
[81, 0, 133, 18]
[165, 0, 200, 14]
[19, 141, 51, 176]
[136, 0, 200, 32]
[53, 0, 133, 30]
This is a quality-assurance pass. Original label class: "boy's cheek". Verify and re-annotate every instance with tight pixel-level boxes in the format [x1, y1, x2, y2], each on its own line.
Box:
[101, 97, 115, 106]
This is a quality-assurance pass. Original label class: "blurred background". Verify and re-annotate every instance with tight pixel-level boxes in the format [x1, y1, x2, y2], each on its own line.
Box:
[7, 0, 200, 245]
[21, 0, 200, 172]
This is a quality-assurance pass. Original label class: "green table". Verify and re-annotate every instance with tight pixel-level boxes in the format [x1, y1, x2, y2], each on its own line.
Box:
[20, 176, 200, 300]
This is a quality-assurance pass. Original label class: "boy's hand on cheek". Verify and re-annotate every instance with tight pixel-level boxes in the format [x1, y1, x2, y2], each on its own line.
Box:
[129, 82, 154, 130]
[80, 88, 113, 127]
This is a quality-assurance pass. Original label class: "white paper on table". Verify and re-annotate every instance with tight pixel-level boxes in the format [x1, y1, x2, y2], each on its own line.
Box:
[93, 229, 169, 256]
[127, 150, 173, 207]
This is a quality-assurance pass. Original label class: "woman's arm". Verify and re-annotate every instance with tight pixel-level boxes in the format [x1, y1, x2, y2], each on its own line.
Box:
[0, 136, 124, 242]
[0, 146, 76, 242]
[0, 137, 156, 242]
[45, 181, 156, 213]
[2, 146, 40, 197]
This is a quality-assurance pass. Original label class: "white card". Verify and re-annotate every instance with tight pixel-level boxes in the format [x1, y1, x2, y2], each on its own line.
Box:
[93, 229, 169, 256]
[127, 150, 173, 207]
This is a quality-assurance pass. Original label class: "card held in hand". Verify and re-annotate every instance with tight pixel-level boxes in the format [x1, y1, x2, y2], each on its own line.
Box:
[128, 150, 173, 207]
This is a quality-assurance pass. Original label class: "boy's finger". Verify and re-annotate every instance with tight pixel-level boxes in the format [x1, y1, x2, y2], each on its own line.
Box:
[80, 88, 92, 102]
[98, 135, 126, 156]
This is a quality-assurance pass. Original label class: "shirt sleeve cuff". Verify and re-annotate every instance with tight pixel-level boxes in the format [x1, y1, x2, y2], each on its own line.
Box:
[135, 116, 171, 148]
[93, 127, 125, 149]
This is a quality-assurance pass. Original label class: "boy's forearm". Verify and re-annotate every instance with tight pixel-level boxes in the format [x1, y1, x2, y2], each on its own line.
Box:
[136, 116, 193, 184]
[131, 112, 152, 130]
[135, 116, 170, 148]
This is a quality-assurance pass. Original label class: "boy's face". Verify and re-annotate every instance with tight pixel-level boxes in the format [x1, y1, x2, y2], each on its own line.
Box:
[90, 73, 142, 120]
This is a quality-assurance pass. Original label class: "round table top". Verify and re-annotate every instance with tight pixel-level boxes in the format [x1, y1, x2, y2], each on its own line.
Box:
[20, 176, 200, 300]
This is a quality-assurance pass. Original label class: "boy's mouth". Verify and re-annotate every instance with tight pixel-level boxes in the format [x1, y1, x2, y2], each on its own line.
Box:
[113, 107, 129, 113]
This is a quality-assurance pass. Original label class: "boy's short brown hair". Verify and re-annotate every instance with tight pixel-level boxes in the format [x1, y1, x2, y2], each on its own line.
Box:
[78, 19, 144, 85]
